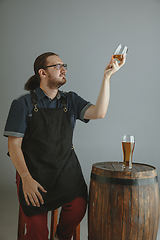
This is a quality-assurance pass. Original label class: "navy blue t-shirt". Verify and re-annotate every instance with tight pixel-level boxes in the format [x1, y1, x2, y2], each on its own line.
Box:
[4, 87, 92, 138]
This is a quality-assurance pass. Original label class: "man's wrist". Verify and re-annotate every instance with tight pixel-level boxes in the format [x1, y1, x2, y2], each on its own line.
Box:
[21, 172, 30, 179]
[103, 75, 111, 83]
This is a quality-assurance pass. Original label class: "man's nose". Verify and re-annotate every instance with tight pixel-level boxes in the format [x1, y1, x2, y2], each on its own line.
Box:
[61, 67, 67, 72]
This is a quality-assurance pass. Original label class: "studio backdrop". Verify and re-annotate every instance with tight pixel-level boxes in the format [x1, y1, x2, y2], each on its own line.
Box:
[0, 0, 160, 193]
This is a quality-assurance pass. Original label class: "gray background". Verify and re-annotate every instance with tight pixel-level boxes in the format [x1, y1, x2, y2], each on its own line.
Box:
[0, 0, 160, 239]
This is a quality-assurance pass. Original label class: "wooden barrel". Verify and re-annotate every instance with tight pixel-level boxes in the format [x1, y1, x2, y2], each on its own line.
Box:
[88, 162, 159, 240]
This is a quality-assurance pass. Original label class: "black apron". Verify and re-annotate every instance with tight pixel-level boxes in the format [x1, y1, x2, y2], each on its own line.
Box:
[19, 91, 87, 217]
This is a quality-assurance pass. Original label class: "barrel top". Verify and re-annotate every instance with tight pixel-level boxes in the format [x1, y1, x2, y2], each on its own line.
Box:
[92, 162, 158, 178]
[93, 162, 156, 172]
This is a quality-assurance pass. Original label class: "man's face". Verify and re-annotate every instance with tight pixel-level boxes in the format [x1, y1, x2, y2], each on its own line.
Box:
[44, 55, 67, 89]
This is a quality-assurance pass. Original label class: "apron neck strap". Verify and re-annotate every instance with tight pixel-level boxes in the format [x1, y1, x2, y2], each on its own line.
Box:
[30, 90, 68, 112]
[30, 90, 38, 112]
[30, 90, 37, 104]
[60, 96, 68, 112]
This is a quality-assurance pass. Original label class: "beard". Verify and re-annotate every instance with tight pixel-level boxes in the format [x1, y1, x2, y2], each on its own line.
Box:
[47, 74, 66, 89]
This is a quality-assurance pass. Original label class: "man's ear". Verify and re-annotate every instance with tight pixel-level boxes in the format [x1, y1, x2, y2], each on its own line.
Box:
[38, 69, 47, 78]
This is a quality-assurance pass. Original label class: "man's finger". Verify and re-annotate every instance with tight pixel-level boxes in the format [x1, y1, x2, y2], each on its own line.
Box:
[28, 194, 37, 207]
[38, 184, 47, 193]
[24, 193, 30, 205]
[32, 193, 41, 207]
[119, 54, 126, 67]
[36, 191, 44, 205]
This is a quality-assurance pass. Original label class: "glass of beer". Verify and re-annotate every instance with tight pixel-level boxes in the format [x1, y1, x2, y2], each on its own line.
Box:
[113, 44, 128, 62]
[122, 135, 135, 170]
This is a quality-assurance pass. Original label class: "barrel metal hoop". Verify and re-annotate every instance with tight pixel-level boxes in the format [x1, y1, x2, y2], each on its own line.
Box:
[91, 172, 158, 186]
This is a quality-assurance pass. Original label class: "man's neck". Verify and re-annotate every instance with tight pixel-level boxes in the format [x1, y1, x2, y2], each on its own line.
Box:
[40, 85, 58, 100]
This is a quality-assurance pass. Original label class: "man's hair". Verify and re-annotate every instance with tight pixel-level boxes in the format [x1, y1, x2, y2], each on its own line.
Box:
[24, 52, 59, 91]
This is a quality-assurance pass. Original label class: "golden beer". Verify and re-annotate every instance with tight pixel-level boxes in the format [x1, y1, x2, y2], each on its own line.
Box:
[122, 141, 135, 169]
[113, 54, 123, 62]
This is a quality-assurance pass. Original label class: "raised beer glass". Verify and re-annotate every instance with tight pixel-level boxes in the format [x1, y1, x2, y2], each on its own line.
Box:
[122, 135, 135, 170]
[113, 44, 128, 62]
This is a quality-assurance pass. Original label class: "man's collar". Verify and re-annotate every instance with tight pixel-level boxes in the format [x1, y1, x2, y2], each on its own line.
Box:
[35, 86, 62, 100]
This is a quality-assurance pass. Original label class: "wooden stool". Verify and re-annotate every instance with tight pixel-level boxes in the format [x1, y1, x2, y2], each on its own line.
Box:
[17, 206, 80, 240]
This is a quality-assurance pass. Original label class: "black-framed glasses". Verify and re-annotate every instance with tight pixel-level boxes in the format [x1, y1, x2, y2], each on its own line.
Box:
[44, 63, 67, 70]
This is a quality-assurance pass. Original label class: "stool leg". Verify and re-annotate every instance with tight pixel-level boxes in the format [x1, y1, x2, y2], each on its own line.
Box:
[17, 206, 25, 240]
[73, 224, 80, 240]
[50, 209, 59, 240]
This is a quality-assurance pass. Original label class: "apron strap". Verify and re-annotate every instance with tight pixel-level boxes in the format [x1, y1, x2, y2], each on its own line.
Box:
[30, 90, 38, 112]
[60, 96, 68, 112]
[30, 90, 68, 112]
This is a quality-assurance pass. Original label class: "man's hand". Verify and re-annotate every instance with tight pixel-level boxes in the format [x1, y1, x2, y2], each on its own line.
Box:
[8, 136, 47, 207]
[104, 53, 126, 79]
[84, 53, 127, 120]
[22, 174, 47, 207]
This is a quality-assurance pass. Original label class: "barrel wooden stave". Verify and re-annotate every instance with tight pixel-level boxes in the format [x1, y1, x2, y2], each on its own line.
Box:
[88, 162, 159, 240]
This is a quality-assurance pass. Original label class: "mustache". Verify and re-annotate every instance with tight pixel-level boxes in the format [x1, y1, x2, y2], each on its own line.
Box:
[59, 73, 66, 77]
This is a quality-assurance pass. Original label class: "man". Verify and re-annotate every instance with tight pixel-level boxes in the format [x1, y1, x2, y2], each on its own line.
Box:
[4, 52, 126, 240]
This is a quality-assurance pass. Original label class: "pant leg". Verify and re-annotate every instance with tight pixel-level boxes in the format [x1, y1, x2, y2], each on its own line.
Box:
[16, 172, 49, 240]
[23, 212, 48, 240]
[56, 197, 87, 240]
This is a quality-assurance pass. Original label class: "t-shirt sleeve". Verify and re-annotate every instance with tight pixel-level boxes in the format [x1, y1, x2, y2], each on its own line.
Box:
[4, 99, 28, 138]
[68, 91, 93, 123]
[79, 102, 93, 122]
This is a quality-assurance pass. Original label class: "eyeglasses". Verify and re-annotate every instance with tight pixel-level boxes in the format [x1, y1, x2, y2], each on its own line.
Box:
[44, 63, 67, 70]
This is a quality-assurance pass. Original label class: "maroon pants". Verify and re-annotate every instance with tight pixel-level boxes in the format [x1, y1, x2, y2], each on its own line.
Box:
[16, 172, 87, 240]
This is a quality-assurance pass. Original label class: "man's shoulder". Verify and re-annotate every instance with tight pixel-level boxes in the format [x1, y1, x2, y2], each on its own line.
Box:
[60, 90, 78, 99]
[15, 91, 31, 101]
[11, 91, 32, 109]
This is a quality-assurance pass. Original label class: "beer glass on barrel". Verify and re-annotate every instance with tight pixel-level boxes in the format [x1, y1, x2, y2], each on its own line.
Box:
[113, 44, 128, 62]
[122, 135, 135, 169]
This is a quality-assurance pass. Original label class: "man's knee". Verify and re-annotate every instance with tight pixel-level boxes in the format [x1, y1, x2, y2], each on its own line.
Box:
[25, 212, 48, 231]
